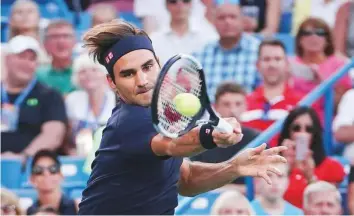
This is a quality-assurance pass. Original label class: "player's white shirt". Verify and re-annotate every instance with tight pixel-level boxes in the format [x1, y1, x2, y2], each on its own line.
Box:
[333, 89, 354, 163]
[65, 89, 117, 125]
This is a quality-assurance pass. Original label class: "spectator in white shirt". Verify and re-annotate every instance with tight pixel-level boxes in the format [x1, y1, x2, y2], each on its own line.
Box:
[333, 88, 354, 163]
[65, 53, 116, 156]
[134, 0, 217, 36]
[150, 0, 217, 65]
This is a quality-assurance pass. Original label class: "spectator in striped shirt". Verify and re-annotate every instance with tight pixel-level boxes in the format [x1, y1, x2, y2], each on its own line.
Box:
[194, 1, 261, 102]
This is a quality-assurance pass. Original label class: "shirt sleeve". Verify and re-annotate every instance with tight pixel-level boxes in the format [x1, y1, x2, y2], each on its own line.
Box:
[333, 89, 354, 131]
[42, 89, 68, 124]
[113, 104, 160, 158]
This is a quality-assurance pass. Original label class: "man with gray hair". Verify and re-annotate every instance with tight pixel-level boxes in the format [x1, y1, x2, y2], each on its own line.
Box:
[303, 181, 342, 215]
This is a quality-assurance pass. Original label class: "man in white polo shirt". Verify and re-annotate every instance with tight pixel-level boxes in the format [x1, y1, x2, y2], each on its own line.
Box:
[333, 88, 354, 163]
[149, 0, 217, 64]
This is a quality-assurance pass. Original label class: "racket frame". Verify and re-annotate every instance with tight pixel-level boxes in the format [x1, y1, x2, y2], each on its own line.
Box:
[151, 54, 222, 138]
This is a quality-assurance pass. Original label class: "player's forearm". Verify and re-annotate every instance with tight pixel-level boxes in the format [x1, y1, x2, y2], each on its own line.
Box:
[152, 127, 205, 157]
[178, 160, 239, 197]
[24, 122, 66, 155]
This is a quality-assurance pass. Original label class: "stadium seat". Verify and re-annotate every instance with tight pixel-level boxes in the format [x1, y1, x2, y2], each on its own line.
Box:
[59, 156, 89, 190]
[175, 192, 221, 215]
[12, 188, 38, 211]
[278, 12, 292, 34]
[1, 158, 23, 189]
[256, 34, 295, 55]
[70, 188, 83, 203]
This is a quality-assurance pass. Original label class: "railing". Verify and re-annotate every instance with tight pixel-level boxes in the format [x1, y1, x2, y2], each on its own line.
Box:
[241, 58, 354, 200]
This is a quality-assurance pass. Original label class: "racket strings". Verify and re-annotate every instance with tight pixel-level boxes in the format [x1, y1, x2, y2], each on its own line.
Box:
[157, 62, 203, 136]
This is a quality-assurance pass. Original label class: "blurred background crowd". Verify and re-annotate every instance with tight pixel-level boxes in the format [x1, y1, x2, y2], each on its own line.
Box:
[1, 0, 354, 215]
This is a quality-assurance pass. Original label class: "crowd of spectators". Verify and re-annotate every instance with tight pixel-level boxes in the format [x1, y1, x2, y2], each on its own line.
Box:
[1, 0, 354, 215]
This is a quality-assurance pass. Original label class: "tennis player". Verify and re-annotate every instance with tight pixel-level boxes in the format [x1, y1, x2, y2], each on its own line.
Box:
[78, 19, 288, 215]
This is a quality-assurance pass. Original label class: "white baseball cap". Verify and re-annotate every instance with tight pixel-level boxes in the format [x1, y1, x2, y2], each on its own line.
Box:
[7, 35, 41, 55]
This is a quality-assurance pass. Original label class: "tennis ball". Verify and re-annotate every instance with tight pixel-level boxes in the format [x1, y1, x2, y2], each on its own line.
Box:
[173, 93, 201, 117]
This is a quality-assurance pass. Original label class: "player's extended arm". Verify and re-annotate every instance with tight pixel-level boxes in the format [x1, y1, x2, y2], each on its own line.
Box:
[152, 127, 204, 157]
[177, 144, 287, 197]
[151, 118, 243, 157]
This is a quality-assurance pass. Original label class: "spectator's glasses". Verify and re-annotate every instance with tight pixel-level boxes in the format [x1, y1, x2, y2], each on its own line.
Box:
[299, 28, 328, 37]
[167, 0, 192, 4]
[290, 124, 314, 133]
[1, 204, 16, 214]
[32, 164, 60, 175]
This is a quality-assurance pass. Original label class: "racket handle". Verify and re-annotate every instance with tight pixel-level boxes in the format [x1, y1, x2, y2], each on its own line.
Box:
[214, 118, 234, 133]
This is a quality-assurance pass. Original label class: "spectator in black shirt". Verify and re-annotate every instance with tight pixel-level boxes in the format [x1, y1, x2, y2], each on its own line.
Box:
[1, 35, 68, 160]
[349, 165, 354, 215]
[27, 150, 77, 215]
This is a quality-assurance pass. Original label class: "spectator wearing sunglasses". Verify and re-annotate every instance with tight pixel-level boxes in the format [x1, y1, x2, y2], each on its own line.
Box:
[27, 150, 78, 215]
[0, 188, 23, 215]
[289, 18, 351, 121]
[278, 106, 345, 209]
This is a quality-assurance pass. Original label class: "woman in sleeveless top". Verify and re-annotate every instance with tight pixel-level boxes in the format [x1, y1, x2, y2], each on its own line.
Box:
[334, 1, 354, 58]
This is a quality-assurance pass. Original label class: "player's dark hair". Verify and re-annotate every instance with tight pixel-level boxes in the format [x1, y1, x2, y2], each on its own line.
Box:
[258, 39, 287, 57]
[278, 106, 326, 166]
[83, 19, 158, 80]
[215, 81, 246, 102]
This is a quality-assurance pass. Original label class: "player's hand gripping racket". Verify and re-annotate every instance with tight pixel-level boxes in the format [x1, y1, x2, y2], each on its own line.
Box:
[151, 54, 234, 138]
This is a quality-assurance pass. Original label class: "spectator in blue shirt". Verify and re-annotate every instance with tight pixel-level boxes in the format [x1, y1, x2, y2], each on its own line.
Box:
[251, 163, 303, 215]
[194, 1, 261, 102]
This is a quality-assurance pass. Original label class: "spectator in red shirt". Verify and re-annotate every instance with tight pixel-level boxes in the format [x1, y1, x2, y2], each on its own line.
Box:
[241, 39, 303, 147]
[278, 106, 345, 209]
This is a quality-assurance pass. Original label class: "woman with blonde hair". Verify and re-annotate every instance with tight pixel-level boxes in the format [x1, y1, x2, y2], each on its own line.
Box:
[1, 188, 23, 215]
[65, 53, 116, 156]
[211, 191, 255, 215]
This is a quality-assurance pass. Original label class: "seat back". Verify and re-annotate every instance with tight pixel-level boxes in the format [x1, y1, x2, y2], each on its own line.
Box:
[176, 192, 221, 215]
[12, 188, 38, 212]
[1, 158, 22, 189]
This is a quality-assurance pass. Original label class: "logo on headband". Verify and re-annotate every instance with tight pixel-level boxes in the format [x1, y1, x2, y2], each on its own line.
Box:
[105, 52, 114, 64]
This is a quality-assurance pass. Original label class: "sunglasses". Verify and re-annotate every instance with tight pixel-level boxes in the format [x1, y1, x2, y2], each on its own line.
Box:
[167, 0, 191, 4]
[1, 205, 16, 214]
[300, 28, 327, 37]
[290, 124, 314, 133]
[32, 164, 60, 175]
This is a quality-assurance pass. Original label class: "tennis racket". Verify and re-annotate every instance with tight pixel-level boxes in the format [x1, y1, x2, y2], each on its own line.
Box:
[151, 54, 234, 139]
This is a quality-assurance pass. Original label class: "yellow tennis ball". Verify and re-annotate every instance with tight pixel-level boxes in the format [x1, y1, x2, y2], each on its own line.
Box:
[173, 93, 201, 117]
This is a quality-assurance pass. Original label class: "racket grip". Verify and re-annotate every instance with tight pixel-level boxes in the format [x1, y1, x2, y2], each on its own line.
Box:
[214, 118, 234, 133]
